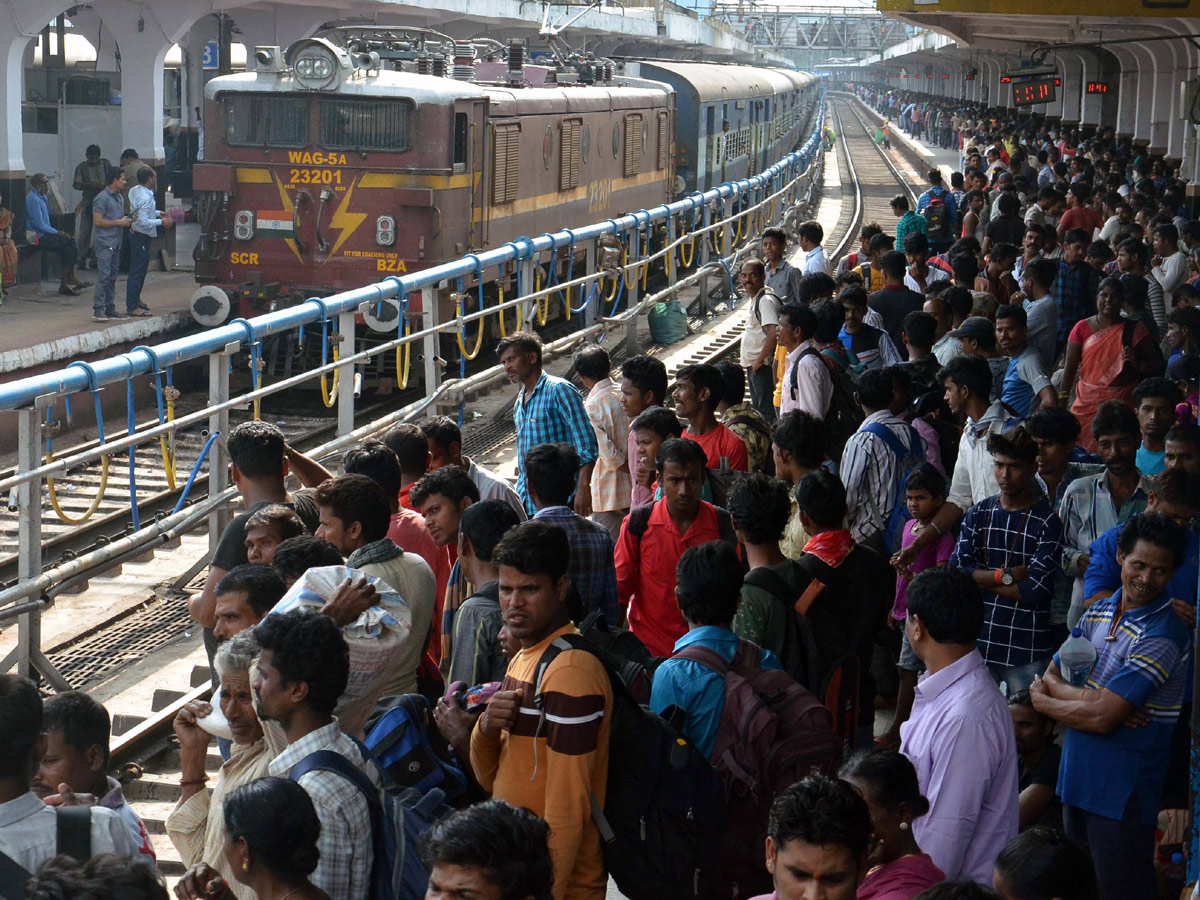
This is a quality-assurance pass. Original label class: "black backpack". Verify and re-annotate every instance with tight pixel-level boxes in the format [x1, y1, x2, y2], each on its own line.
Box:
[741, 557, 861, 747]
[626, 503, 738, 549]
[793, 347, 864, 461]
[922, 190, 952, 241]
[0, 807, 91, 900]
[533, 633, 727, 900]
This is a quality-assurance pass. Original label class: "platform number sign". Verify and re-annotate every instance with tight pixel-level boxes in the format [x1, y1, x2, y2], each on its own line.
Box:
[1013, 78, 1056, 107]
[202, 41, 219, 70]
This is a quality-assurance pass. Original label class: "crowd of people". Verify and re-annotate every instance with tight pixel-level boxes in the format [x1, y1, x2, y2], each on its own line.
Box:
[4, 87, 1200, 900]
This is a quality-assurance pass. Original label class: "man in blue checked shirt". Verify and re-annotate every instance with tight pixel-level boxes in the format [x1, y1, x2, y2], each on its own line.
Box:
[1030, 512, 1192, 900]
[499, 331, 598, 517]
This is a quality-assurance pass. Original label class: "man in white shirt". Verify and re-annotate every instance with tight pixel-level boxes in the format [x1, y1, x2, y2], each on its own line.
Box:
[126, 166, 173, 316]
[1017, 257, 1059, 372]
[777, 303, 830, 418]
[739, 258, 781, 424]
[0, 675, 141, 888]
[797, 221, 830, 276]
[1152, 223, 1189, 324]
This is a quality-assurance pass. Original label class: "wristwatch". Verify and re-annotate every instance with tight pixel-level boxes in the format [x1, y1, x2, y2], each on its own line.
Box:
[1000, 568, 1015, 586]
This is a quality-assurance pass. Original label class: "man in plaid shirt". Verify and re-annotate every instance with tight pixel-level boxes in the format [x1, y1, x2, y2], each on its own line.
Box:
[951, 426, 1064, 694]
[500, 331, 599, 517]
[1053, 228, 1099, 352]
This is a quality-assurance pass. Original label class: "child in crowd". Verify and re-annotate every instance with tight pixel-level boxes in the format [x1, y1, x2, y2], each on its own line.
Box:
[1168, 353, 1200, 426]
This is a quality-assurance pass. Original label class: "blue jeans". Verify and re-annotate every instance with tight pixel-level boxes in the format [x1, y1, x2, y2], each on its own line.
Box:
[986, 658, 1050, 696]
[126, 232, 151, 311]
[93, 238, 121, 314]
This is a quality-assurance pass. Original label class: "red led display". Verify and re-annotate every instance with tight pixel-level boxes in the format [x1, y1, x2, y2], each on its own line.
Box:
[1087, 81, 1109, 94]
[1012, 78, 1057, 106]
[1000, 75, 1011, 83]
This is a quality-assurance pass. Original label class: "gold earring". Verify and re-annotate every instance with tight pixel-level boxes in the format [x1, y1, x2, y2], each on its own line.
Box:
[242, 859, 249, 872]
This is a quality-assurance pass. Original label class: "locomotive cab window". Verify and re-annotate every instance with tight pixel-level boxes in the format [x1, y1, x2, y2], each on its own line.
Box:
[223, 95, 308, 147]
[453, 113, 469, 172]
[318, 99, 412, 152]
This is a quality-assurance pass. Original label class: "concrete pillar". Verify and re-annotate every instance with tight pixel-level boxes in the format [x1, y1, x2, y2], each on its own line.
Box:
[1111, 45, 1139, 139]
[1058, 52, 1083, 125]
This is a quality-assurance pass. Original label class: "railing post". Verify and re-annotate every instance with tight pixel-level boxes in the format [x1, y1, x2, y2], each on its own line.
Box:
[337, 309, 356, 437]
[519, 257, 536, 329]
[583, 238, 598, 329]
[421, 286, 441, 402]
[208, 346, 232, 559]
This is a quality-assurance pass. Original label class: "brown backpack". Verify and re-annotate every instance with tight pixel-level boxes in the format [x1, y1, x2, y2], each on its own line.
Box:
[675, 640, 841, 900]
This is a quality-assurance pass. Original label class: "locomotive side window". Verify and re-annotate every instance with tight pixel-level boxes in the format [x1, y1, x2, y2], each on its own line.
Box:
[560, 118, 583, 190]
[223, 95, 308, 147]
[492, 122, 520, 205]
[319, 99, 412, 151]
[453, 113, 468, 172]
[624, 113, 642, 177]
[656, 112, 669, 170]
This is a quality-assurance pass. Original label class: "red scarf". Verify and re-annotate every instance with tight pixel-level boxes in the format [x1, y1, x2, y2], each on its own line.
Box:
[802, 529, 855, 568]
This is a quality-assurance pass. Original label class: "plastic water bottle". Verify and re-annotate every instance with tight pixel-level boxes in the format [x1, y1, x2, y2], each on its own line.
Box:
[1059, 627, 1098, 687]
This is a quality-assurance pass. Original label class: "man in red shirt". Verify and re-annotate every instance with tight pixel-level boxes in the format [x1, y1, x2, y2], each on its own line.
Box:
[1055, 183, 1103, 240]
[672, 363, 748, 473]
[614, 438, 738, 656]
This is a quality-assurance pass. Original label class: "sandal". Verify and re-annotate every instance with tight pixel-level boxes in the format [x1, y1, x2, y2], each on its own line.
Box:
[129, 309, 152, 317]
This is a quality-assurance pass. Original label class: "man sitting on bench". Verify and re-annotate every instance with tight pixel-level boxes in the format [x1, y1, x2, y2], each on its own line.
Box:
[25, 174, 88, 296]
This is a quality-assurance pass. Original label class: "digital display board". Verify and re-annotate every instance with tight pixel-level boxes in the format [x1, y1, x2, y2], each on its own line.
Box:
[1087, 81, 1109, 94]
[1013, 78, 1056, 106]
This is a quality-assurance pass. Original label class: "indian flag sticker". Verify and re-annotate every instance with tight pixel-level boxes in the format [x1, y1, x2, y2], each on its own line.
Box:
[258, 212, 294, 238]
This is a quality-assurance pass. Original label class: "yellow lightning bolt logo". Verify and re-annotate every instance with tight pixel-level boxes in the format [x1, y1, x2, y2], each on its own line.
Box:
[271, 173, 303, 263]
[323, 178, 367, 264]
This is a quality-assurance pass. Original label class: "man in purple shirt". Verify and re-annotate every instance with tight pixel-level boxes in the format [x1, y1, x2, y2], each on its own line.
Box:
[900, 567, 1019, 885]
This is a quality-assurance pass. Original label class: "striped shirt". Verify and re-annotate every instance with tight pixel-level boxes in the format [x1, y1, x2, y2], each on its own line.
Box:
[583, 378, 631, 513]
[951, 495, 1064, 668]
[840, 412, 925, 544]
[514, 372, 599, 515]
[1057, 590, 1190, 823]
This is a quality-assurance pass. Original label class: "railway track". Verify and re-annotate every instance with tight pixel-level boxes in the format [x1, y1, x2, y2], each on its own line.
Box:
[12, 95, 923, 886]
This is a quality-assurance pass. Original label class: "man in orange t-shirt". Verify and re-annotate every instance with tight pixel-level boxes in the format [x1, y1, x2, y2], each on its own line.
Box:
[672, 363, 748, 473]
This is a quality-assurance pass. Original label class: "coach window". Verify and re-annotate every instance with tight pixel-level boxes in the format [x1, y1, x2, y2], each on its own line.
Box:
[223, 95, 308, 147]
[318, 99, 412, 152]
[453, 113, 469, 172]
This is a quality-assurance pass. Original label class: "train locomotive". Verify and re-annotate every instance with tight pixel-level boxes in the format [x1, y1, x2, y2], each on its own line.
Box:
[189, 29, 818, 384]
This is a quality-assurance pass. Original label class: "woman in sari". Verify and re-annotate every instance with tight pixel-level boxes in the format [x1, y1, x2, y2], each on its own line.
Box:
[0, 190, 17, 296]
[1061, 277, 1164, 452]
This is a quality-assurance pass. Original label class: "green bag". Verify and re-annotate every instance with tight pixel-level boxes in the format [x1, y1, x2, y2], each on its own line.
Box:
[647, 299, 688, 345]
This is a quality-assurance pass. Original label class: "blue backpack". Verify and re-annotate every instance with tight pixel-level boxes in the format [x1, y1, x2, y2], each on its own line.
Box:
[364, 694, 468, 801]
[289, 744, 451, 900]
[862, 422, 925, 553]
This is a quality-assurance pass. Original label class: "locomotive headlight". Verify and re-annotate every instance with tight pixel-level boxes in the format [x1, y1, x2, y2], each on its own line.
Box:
[286, 38, 351, 91]
[234, 210, 255, 241]
[376, 216, 395, 246]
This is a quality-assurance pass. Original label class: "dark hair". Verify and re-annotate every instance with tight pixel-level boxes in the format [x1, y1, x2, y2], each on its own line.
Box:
[419, 416, 462, 453]
[25, 854, 168, 900]
[1133, 376, 1183, 406]
[215, 564, 288, 618]
[912, 881, 1001, 900]
[891, 195, 910, 212]
[995, 304, 1027, 328]
[987, 425, 1038, 462]
[797, 273, 837, 304]
[1026, 406, 1082, 445]
[927, 168, 943, 186]
[495, 330, 543, 366]
[104, 166, 124, 185]
[779, 303, 818, 339]
[905, 462, 946, 498]
[767, 775, 872, 862]
[741, 258, 765, 279]
[135, 165, 155, 186]
[0, 674, 41, 773]
[657, 436, 708, 474]
[1117, 237, 1149, 270]
[839, 749, 930, 818]
[856, 368, 896, 411]
[1166, 422, 1200, 450]
[795, 471, 846, 528]
[762, 227, 787, 247]
[992, 243, 1020, 266]
[621, 355, 669, 406]
[244, 504, 306, 541]
[771, 411, 826, 469]
[728, 473, 792, 544]
[838, 284, 869, 309]
[812, 299, 844, 344]
[460, 500, 522, 563]
[85, 144, 101, 156]
[994, 827, 1098, 900]
[1023, 257, 1058, 291]
[1064, 227, 1091, 248]
[675, 541, 744, 626]
[524, 443, 580, 507]
[880, 250, 908, 279]
[120, 148, 139, 161]
[902, 311, 937, 351]
[906, 568, 984, 645]
[996, 192, 1019, 217]
[223, 777, 322, 881]
[797, 220, 824, 244]
[271, 536, 343, 581]
[715, 361, 746, 407]
[1117, 511, 1188, 569]
[491, 521, 570, 582]
[676, 364, 723, 414]
[1154, 222, 1179, 244]
[1087, 240, 1114, 262]
[410, 465, 480, 509]
[1091, 399, 1141, 441]
[1154, 466, 1200, 510]
[631, 406, 684, 440]
[868, 232, 895, 254]
[42, 691, 111, 768]
[902, 231, 929, 257]
[227, 421, 286, 480]
[380, 425, 430, 477]
[1169, 305, 1200, 338]
[344, 439, 406, 499]
[419, 800, 554, 900]
[573, 345, 611, 381]
[253, 609, 349, 715]
[943, 286, 974, 322]
[315, 474, 392, 543]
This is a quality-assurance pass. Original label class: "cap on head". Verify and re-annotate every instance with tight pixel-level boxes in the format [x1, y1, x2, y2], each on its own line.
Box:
[947, 316, 995, 342]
